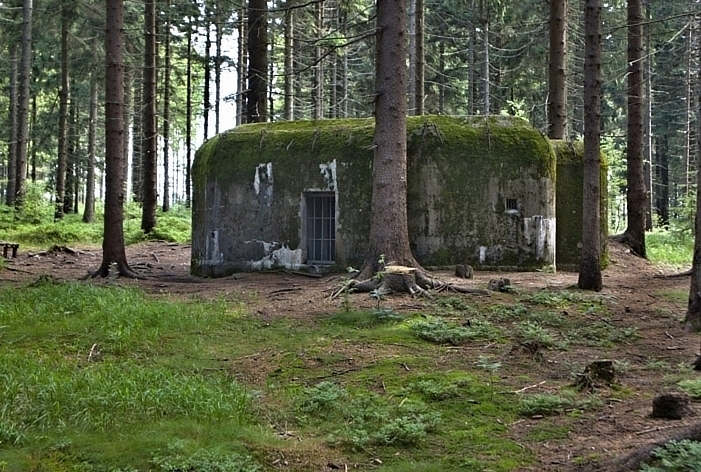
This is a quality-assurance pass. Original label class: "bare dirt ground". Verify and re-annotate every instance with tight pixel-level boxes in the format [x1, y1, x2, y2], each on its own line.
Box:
[1, 240, 699, 471]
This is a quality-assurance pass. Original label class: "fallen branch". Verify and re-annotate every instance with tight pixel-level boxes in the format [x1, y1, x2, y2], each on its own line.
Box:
[502, 380, 547, 394]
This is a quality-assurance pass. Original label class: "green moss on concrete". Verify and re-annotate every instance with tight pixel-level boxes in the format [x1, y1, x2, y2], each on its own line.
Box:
[553, 140, 608, 270]
[193, 116, 557, 274]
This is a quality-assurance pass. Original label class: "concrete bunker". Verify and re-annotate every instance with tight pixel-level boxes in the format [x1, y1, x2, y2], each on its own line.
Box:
[190, 115, 575, 277]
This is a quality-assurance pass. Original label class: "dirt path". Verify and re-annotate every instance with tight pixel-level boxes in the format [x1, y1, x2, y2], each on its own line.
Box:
[1, 240, 698, 470]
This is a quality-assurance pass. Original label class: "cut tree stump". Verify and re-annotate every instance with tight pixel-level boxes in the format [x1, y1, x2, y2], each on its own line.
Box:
[651, 392, 692, 420]
[574, 360, 616, 391]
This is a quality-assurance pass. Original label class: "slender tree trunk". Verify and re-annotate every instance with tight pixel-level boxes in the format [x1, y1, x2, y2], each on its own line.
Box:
[656, 135, 670, 227]
[72, 111, 80, 215]
[283, 2, 294, 120]
[141, 0, 158, 233]
[548, 0, 567, 139]
[214, 0, 222, 134]
[203, 2, 212, 138]
[578, 0, 603, 291]
[481, 0, 490, 115]
[313, 0, 324, 120]
[162, 10, 171, 213]
[100, 0, 135, 277]
[683, 28, 692, 199]
[408, 0, 416, 115]
[83, 72, 97, 223]
[247, 0, 267, 123]
[15, 0, 33, 209]
[55, 1, 70, 220]
[185, 19, 193, 207]
[468, 0, 475, 116]
[415, 0, 424, 115]
[439, 40, 445, 114]
[131, 68, 144, 203]
[644, 5, 653, 231]
[64, 95, 77, 214]
[236, 7, 246, 126]
[685, 30, 701, 330]
[6, 47, 18, 206]
[359, 0, 417, 279]
[30, 94, 37, 182]
[123, 65, 132, 200]
[622, 0, 646, 257]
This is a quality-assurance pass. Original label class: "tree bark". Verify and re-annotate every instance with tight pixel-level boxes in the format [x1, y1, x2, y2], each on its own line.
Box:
[185, 19, 193, 207]
[54, 0, 70, 221]
[131, 71, 143, 203]
[359, 0, 418, 280]
[162, 9, 171, 213]
[407, 0, 416, 115]
[99, 0, 136, 278]
[6, 46, 18, 206]
[236, 7, 246, 126]
[686, 38, 701, 330]
[214, 0, 222, 135]
[578, 0, 603, 292]
[313, 0, 324, 120]
[141, 0, 158, 233]
[284, 2, 294, 120]
[547, 0, 567, 139]
[14, 0, 33, 209]
[481, 0, 490, 115]
[415, 0, 424, 115]
[655, 135, 669, 227]
[83, 72, 97, 224]
[203, 1, 212, 138]
[247, 0, 267, 123]
[621, 0, 647, 257]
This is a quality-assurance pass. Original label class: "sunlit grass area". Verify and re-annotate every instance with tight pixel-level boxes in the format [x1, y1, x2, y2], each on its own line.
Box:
[646, 229, 693, 267]
[0, 279, 654, 471]
[0, 196, 191, 247]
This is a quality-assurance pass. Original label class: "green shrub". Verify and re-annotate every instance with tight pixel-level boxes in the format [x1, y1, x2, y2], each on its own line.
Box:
[640, 439, 701, 472]
[152, 442, 261, 472]
[518, 393, 601, 417]
[678, 378, 701, 399]
[411, 318, 500, 344]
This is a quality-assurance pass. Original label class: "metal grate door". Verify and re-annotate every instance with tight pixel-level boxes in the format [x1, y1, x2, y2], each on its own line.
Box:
[306, 193, 336, 264]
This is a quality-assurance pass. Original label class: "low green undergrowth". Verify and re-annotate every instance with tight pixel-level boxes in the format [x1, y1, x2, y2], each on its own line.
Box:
[0, 201, 191, 247]
[640, 439, 701, 471]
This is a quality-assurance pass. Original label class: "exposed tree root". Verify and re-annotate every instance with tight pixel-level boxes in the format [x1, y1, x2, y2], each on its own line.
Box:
[610, 232, 646, 258]
[654, 268, 692, 278]
[577, 422, 701, 471]
[331, 265, 489, 300]
[86, 262, 143, 280]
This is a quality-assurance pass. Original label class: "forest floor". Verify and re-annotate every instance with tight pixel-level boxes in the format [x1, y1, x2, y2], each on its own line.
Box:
[1, 239, 700, 471]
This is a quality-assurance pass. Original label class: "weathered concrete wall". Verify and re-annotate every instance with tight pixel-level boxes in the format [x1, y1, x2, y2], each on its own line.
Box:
[553, 140, 609, 271]
[191, 116, 557, 276]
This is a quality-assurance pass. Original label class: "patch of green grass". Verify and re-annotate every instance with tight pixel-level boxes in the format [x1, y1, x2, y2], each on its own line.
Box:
[0, 281, 261, 471]
[518, 393, 602, 417]
[525, 422, 571, 442]
[525, 289, 603, 308]
[647, 230, 693, 266]
[0, 201, 191, 248]
[297, 382, 441, 448]
[655, 289, 687, 304]
[327, 308, 405, 328]
[567, 321, 639, 347]
[410, 317, 502, 345]
[514, 320, 563, 349]
[677, 378, 701, 399]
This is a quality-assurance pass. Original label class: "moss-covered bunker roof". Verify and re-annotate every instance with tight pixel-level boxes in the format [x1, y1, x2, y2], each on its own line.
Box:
[194, 115, 556, 186]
